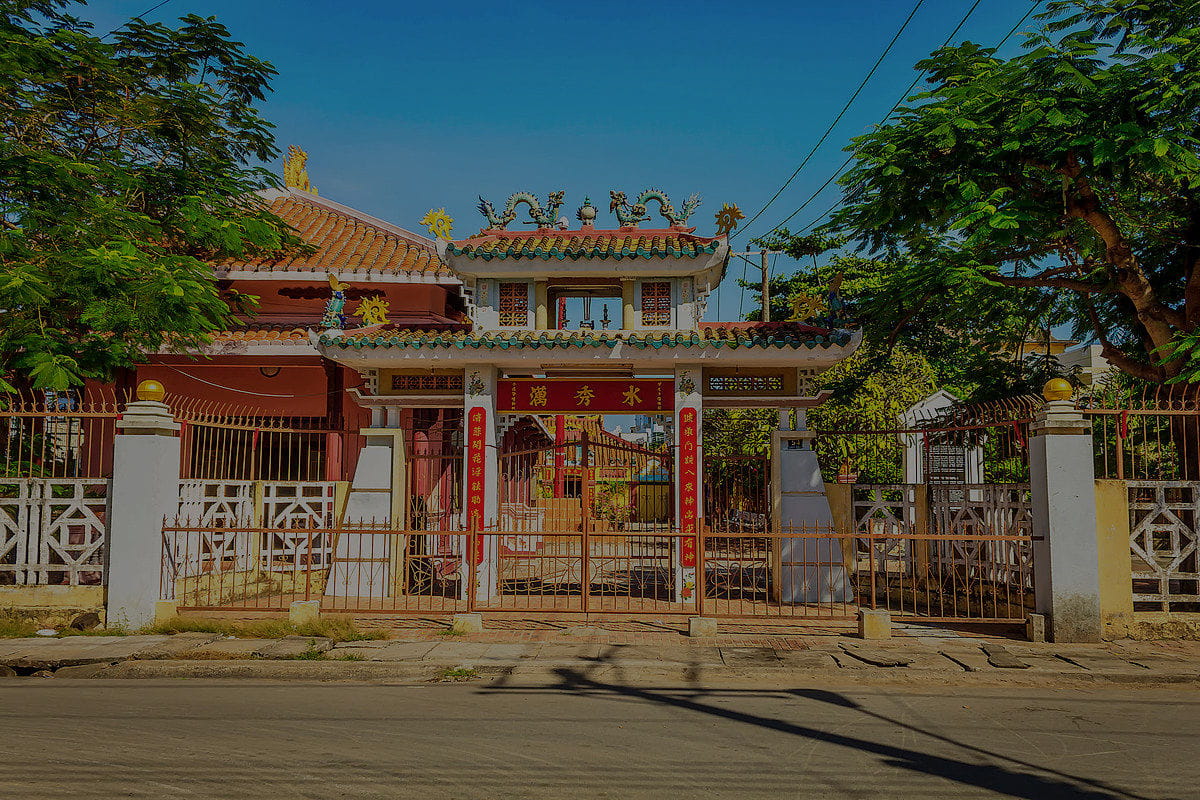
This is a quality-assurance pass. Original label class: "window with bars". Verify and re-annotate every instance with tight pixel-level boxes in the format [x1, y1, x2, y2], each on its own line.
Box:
[640, 281, 671, 326]
[498, 282, 529, 326]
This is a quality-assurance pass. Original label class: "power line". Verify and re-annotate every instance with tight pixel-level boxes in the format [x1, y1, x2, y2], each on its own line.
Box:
[101, 0, 175, 38]
[732, 0, 929, 241]
[752, 0, 1043, 240]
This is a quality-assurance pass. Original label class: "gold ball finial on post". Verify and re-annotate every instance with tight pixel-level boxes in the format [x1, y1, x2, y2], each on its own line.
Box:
[1042, 378, 1073, 402]
[136, 379, 165, 403]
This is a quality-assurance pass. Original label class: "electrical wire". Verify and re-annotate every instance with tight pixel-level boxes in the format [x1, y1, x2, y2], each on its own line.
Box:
[732, 0, 929, 241]
[157, 363, 363, 398]
[751, 0, 1043, 240]
[102, 0, 175, 38]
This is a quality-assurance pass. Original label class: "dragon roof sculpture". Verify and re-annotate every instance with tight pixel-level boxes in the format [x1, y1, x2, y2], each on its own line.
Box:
[477, 191, 566, 230]
[610, 189, 701, 229]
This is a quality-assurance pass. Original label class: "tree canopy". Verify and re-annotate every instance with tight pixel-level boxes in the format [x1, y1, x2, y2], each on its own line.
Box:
[744, 230, 1077, 400]
[0, 0, 298, 391]
[828, 0, 1200, 384]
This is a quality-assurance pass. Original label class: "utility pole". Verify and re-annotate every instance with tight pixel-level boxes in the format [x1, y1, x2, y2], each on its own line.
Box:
[734, 250, 781, 322]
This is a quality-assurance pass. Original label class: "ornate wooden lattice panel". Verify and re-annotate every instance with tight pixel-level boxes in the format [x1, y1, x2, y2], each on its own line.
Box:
[260, 482, 338, 571]
[1127, 482, 1200, 611]
[851, 485, 918, 574]
[0, 478, 108, 586]
[178, 480, 254, 525]
[928, 484, 1033, 589]
[174, 481, 255, 578]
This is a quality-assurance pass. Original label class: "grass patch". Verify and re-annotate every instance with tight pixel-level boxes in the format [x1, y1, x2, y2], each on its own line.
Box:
[292, 640, 326, 660]
[56, 625, 130, 637]
[438, 627, 466, 637]
[143, 615, 386, 644]
[0, 610, 38, 639]
[336, 653, 365, 662]
[435, 667, 479, 682]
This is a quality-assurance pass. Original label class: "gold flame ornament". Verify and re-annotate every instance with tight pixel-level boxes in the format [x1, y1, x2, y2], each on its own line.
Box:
[787, 293, 828, 322]
[353, 296, 391, 326]
[714, 203, 744, 237]
[283, 145, 317, 194]
[420, 208, 455, 240]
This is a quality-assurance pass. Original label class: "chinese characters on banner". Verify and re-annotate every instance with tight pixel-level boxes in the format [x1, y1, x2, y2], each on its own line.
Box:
[678, 406, 699, 569]
[497, 379, 674, 413]
[466, 406, 487, 564]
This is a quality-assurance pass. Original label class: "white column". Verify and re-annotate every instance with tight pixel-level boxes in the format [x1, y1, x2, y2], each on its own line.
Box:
[1030, 392, 1103, 642]
[464, 365, 500, 602]
[327, 423, 403, 598]
[673, 366, 702, 603]
[772, 422, 851, 604]
[105, 397, 181, 629]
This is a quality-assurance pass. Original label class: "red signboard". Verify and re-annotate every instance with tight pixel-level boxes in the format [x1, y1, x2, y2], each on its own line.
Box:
[678, 406, 699, 567]
[497, 378, 673, 414]
[466, 406, 487, 562]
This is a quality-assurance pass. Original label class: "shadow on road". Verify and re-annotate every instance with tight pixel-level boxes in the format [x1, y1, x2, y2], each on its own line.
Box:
[479, 652, 1176, 800]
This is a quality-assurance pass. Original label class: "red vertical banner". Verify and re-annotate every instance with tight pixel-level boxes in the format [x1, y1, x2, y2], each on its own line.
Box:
[466, 406, 487, 563]
[678, 406, 699, 568]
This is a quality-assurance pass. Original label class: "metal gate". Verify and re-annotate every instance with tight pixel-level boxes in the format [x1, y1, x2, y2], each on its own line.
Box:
[484, 432, 681, 612]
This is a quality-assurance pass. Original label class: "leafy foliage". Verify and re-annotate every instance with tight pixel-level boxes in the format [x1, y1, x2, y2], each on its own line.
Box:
[0, 1, 301, 389]
[744, 232, 1075, 399]
[829, 0, 1200, 384]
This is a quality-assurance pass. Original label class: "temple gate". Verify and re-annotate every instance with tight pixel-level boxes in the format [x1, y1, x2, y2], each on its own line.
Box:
[311, 189, 861, 614]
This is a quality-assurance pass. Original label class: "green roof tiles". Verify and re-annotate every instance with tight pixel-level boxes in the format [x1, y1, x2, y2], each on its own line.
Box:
[447, 229, 722, 261]
[322, 323, 852, 351]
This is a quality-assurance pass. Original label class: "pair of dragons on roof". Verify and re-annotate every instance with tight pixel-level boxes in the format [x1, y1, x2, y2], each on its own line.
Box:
[476, 189, 700, 230]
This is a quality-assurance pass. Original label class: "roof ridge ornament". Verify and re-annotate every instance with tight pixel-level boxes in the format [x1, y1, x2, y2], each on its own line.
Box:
[282, 145, 317, 195]
[713, 203, 744, 237]
[477, 191, 566, 230]
[609, 189, 701, 228]
[419, 208, 454, 240]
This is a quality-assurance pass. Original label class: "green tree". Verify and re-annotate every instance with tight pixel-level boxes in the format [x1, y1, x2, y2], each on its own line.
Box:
[830, 0, 1200, 384]
[744, 231, 1076, 399]
[702, 347, 938, 481]
[1, 1, 299, 391]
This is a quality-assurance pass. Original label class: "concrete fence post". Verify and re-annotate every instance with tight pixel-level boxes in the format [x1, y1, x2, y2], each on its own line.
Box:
[105, 381, 181, 629]
[1029, 379, 1103, 642]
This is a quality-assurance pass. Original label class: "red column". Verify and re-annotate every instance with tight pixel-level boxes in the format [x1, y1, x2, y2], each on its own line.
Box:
[678, 406, 700, 569]
[466, 407, 488, 564]
[553, 414, 567, 498]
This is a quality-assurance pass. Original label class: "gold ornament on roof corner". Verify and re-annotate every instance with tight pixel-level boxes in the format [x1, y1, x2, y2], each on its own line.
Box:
[714, 203, 745, 237]
[420, 208, 455, 240]
[353, 296, 391, 326]
[787, 293, 828, 322]
[283, 145, 317, 194]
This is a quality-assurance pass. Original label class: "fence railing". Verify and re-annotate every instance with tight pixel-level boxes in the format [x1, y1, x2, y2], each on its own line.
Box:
[161, 523, 1034, 622]
[172, 396, 360, 482]
[1, 390, 118, 587]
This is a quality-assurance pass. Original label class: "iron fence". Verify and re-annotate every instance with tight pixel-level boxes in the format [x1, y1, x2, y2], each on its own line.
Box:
[162, 522, 1033, 623]
[1, 389, 118, 586]
[1079, 383, 1200, 481]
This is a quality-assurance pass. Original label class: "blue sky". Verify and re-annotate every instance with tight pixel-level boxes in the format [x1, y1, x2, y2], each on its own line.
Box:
[80, 0, 1045, 320]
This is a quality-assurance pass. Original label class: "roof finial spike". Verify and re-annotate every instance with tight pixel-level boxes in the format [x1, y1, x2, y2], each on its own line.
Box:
[283, 145, 317, 195]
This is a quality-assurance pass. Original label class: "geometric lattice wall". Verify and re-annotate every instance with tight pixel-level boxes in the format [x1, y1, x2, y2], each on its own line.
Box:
[1127, 482, 1200, 612]
[0, 478, 109, 586]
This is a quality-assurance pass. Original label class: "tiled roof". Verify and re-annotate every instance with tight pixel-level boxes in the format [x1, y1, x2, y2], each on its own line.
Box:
[322, 322, 852, 350]
[447, 228, 722, 261]
[225, 190, 452, 277]
[210, 327, 312, 344]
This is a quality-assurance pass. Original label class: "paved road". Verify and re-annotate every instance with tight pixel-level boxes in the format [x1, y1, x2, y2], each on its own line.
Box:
[1, 676, 1197, 799]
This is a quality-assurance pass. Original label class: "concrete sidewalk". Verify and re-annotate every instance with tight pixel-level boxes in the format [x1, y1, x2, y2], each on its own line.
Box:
[3, 627, 1199, 686]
